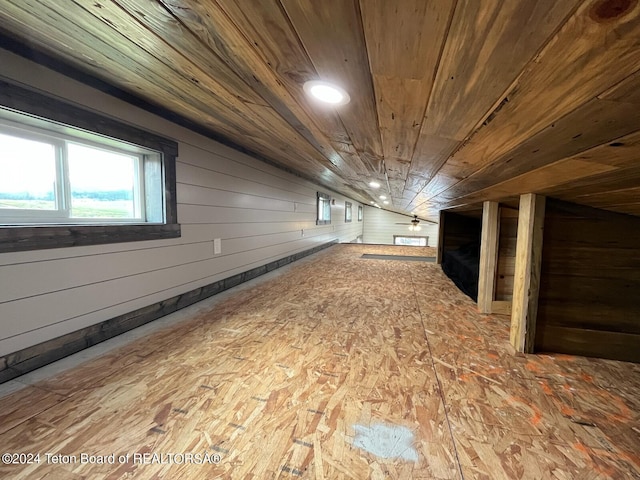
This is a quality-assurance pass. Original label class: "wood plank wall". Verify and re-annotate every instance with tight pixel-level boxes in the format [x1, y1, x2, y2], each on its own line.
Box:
[495, 207, 518, 301]
[0, 48, 364, 358]
[535, 199, 640, 362]
[362, 206, 439, 246]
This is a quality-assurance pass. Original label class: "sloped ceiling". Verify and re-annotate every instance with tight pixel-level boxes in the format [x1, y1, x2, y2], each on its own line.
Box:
[1, 0, 639, 221]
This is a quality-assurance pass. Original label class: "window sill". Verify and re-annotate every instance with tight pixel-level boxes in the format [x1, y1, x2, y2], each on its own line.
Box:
[0, 223, 181, 253]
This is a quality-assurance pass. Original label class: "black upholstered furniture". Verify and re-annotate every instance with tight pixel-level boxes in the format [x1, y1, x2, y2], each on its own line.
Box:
[441, 242, 480, 301]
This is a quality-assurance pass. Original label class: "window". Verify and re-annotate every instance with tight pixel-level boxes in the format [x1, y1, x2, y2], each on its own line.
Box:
[358, 205, 363, 222]
[345, 201, 352, 222]
[316, 192, 331, 225]
[394, 235, 429, 247]
[0, 80, 179, 253]
[0, 119, 162, 224]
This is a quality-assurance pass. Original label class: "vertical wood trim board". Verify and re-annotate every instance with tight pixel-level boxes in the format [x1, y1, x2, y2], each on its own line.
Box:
[436, 210, 446, 264]
[477, 201, 500, 313]
[510, 194, 545, 353]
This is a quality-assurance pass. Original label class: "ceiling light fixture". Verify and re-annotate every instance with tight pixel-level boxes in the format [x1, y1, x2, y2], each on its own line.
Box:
[408, 215, 421, 232]
[379, 195, 387, 200]
[383, 200, 389, 205]
[304, 81, 350, 106]
[369, 181, 380, 189]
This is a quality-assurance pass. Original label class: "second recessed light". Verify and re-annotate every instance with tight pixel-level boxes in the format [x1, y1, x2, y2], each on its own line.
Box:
[303, 81, 350, 106]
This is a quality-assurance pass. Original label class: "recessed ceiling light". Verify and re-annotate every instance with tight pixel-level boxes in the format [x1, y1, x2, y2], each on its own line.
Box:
[379, 195, 387, 200]
[304, 81, 350, 106]
[383, 200, 389, 205]
[369, 181, 380, 189]
[370, 201, 375, 204]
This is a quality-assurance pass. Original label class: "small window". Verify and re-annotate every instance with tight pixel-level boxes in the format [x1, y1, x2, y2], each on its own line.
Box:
[394, 235, 428, 247]
[0, 80, 179, 253]
[345, 201, 352, 222]
[358, 205, 363, 221]
[316, 192, 331, 225]
[0, 118, 162, 224]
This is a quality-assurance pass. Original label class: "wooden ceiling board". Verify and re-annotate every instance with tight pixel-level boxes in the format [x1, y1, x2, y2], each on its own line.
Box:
[441, 128, 640, 211]
[156, 0, 368, 181]
[420, 0, 580, 141]
[566, 186, 640, 208]
[94, 0, 356, 181]
[0, 1, 256, 142]
[281, 0, 384, 170]
[419, 0, 640, 207]
[435, 97, 640, 204]
[210, 0, 383, 185]
[0, 0, 308, 173]
[1, 0, 639, 219]
[360, 0, 455, 196]
[5, 0, 367, 198]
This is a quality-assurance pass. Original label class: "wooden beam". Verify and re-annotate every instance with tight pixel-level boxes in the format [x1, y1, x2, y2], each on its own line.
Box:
[477, 201, 500, 313]
[436, 210, 446, 264]
[510, 193, 546, 353]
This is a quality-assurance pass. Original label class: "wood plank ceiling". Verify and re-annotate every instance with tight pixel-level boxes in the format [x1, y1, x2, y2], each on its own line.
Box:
[0, 0, 639, 221]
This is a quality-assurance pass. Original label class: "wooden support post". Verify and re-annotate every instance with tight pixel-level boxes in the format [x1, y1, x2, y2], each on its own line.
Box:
[477, 201, 500, 313]
[436, 210, 446, 265]
[510, 193, 545, 353]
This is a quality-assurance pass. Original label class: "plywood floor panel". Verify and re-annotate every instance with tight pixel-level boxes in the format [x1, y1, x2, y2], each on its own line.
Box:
[0, 244, 637, 479]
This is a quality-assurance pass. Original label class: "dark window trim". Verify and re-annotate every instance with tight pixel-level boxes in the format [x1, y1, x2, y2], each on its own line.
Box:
[0, 80, 180, 253]
[358, 205, 363, 222]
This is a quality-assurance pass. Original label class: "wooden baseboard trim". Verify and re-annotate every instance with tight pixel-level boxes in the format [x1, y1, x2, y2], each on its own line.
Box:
[0, 240, 337, 384]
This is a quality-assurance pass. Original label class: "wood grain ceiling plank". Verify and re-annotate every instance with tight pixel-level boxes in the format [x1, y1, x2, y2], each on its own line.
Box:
[598, 67, 640, 104]
[2, 0, 343, 188]
[436, 96, 640, 204]
[542, 164, 640, 200]
[209, 0, 377, 180]
[407, 0, 580, 212]
[448, 159, 619, 207]
[439, 128, 640, 213]
[567, 186, 640, 207]
[422, 0, 640, 206]
[280, 0, 384, 173]
[85, 0, 340, 178]
[422, 0, 579, 141]
[360, 0, 455, 190]
[603, 203, 640, 215]
[154, 0, 367, 182]
[113, 0, 265, 107]
[0, 0, 246, 138]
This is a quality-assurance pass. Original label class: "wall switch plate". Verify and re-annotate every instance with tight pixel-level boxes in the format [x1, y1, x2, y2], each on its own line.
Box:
[214, 238, 221, 254]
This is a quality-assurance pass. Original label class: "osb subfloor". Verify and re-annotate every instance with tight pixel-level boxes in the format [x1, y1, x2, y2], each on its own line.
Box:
[0, 244, 638, 479]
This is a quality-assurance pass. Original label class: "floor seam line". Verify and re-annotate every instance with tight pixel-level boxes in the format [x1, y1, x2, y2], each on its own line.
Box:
[410, 265, 465, 480]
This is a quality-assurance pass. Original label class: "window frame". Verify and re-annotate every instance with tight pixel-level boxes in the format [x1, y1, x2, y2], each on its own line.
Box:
[345, 201, 352, 223]
[316, 192, 331, 225]
[357, 205, 363, 222]
[393, 235, 429, 247]
[0, 80, 180, 253]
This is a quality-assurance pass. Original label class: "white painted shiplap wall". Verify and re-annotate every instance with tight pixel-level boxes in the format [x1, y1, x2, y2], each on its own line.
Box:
[362, 206, 439, 246]
[0, 49, 363, 357]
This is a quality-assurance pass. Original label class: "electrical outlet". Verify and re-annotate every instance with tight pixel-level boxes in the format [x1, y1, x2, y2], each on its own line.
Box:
[214, 238, 221, 255]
